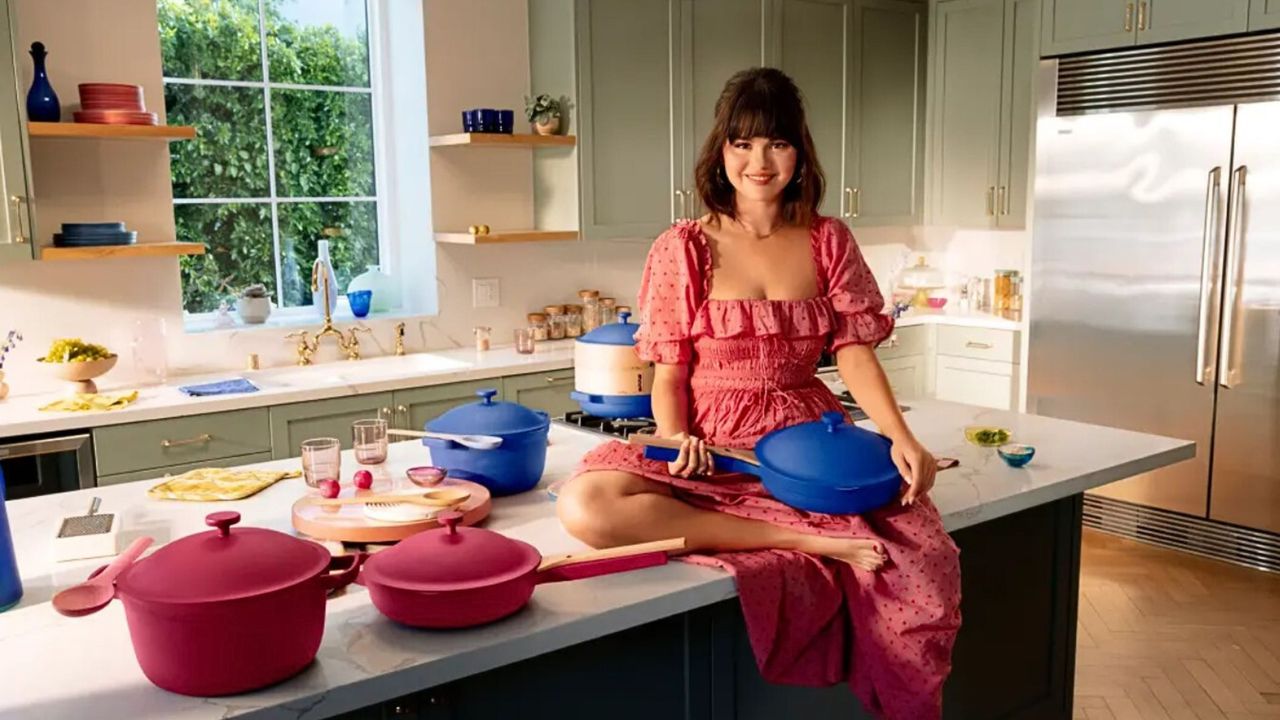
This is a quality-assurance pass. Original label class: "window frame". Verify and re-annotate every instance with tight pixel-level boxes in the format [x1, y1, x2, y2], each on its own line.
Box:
[164, 0, 393, 321]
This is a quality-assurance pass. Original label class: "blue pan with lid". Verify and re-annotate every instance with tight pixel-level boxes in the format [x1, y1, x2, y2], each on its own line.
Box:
[632, 411, 903, 515]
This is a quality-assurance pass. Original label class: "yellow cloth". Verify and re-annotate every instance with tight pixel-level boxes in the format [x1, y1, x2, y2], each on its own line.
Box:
[147, 467, 302, 501]
[40, 390, 139, 412]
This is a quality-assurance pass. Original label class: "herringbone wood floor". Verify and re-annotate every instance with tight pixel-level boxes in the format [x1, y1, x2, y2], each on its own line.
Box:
[1075, 529, 1280, 719]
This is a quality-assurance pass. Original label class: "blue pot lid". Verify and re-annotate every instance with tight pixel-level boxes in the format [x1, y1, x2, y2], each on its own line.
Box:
[426, 389, 548, 436]
[755, 412, 901, 489]
[577, 311, 640, 346]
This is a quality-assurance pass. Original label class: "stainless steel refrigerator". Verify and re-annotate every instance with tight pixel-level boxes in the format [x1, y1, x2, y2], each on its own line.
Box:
[1029, 34, 1280, 558]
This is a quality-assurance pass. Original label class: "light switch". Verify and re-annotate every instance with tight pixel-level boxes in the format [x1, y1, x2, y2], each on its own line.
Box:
[472, 277, 500, 308]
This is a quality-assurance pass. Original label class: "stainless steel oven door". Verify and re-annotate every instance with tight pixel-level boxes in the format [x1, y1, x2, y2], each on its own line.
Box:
[0, 433, 95, 500]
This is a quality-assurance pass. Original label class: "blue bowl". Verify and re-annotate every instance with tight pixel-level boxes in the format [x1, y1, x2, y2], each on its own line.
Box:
[347, 290, 372, 318]
[998, 443, 1036, 468]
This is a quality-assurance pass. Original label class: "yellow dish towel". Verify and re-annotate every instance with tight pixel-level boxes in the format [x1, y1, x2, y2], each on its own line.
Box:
[40, 390, 139, 412]
[148, 467, 302, 501]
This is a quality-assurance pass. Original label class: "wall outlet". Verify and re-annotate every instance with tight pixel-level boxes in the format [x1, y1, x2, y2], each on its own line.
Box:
[472, 278, 500, 308]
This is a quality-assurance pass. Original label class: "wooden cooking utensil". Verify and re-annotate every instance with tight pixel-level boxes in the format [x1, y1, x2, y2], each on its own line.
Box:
[305, 488, 471, 508]
[536, 537, 686, 572]
[627, 434, 760, 466]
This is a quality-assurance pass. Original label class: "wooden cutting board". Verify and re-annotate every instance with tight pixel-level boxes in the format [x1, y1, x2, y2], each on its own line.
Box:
[291, 477, 491, 544]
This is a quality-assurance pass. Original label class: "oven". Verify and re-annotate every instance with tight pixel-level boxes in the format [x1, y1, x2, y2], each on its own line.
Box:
[0, 432, 95, 500]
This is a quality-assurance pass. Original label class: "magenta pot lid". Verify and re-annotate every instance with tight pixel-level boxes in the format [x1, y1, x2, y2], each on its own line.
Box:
[117, 512, 330, 604]
[362, 513, 540, 592]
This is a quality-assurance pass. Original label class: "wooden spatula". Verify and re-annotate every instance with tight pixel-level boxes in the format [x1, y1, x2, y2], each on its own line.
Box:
[306, 488, 471, 508]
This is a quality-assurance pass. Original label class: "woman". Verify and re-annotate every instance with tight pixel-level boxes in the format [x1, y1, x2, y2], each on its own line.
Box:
[556, 68, 960, 719]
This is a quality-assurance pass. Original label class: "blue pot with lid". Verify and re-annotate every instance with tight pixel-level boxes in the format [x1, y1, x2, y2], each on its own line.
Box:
[0, 466, 21, 612]
[570, 311, 654, 419]
[641, 411, 902, 514]
[423, 389, 549, 496]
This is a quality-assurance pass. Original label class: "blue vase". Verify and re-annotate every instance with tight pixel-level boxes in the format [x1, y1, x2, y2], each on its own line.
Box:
[0, 466, 21, 613]
[26, 42, 61, 122]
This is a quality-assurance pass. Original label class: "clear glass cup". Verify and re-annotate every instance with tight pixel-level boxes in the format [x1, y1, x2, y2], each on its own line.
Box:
[352, 418, 388, 464]
[515, 327, 536, 354]
[130, 317, 169, 385]
[300, 437, 341, 488]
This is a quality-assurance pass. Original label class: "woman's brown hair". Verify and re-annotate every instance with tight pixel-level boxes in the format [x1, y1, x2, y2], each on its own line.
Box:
[694, 67, 825, 226]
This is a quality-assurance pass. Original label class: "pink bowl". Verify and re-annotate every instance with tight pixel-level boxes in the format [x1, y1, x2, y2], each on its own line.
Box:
[406, 466, 447, 487]
[926, 297, 948, 309]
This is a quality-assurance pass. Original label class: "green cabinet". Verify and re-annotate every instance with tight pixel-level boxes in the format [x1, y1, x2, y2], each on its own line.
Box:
[929, 0, 1038, 229]
[269, 393, 392, 459]
[576, 0, 682, 240]
[502, 369, 579, 419]
[1141, 0, 1249, 46]
[0, 0, 33, 264]
[1040, 0, 1134, 54]
[395, 379, 503, 432]
[98, 452, 275, 487]
[94, 408, 273, 477]
[1040, 0, 1250, 56]
[1253, 0, 1280, 29]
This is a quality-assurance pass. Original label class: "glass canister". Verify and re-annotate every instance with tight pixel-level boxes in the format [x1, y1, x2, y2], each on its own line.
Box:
[527, 312, 549, 341]
[993, 270, 1013, 312]
[579, 290, 602, 332]
[563, 304, 584, 338]
[543, 305, 566, 340]
[599, 297, 617, 325]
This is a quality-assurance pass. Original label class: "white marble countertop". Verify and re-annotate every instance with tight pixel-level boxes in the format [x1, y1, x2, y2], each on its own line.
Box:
[0, 342, 578, 439]
[0, 400, 1192, 719]
[893, 308, 1023, 331]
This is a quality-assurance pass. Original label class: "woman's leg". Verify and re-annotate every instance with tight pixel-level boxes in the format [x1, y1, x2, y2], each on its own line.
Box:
[557, 470, 887, 571]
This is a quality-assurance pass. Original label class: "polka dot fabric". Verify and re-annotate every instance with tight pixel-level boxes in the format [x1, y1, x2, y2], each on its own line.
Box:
[575, 217, 962, 719]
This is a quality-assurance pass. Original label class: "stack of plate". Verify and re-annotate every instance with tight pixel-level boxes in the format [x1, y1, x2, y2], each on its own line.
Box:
[53, 222, 137, 247]
[74, 83, 157, 125]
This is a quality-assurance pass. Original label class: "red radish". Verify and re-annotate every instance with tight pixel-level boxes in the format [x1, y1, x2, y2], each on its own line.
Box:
[353, 470, 373, 489]
[318, 479, 340, 499]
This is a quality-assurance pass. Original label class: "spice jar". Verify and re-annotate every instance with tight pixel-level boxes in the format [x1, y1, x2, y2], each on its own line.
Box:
[563, 304, 584, 338]
[473, 326, 491, 352]
[543, 305, 566, 340]
[527, 312, 549, 342]
[579, 290, 602, 333]
[599, 297, 617, 325]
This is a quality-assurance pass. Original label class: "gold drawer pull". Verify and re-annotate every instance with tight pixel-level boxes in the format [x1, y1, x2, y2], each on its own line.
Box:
[161, 433, 212, 449]
[965, 341, 994, 349]
[546, 376, 560, 384]
[883, 334, 901, 348]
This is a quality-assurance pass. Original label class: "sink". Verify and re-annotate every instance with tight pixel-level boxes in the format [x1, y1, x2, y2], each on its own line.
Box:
[245, 353, 472, 390]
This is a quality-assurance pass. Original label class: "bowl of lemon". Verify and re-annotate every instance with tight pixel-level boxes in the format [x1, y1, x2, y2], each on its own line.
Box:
[38, 338, 117, 394]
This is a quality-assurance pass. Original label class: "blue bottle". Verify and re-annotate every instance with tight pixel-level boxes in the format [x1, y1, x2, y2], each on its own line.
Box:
[0, 466, 21, 612]
[26, 41, 61, 123]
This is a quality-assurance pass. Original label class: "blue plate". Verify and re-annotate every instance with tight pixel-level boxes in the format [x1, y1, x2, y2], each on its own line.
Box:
[62, 222, 126, 234]
[53, 232, 137, 247]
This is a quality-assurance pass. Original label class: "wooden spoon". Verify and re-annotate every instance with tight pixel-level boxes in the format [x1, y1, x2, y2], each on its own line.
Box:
[306, 488, 471, 508]
[52, 536, 153, 617]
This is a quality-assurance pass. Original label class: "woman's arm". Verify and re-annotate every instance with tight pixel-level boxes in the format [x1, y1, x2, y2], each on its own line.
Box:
[835, 343, 936, 504]
[651, 362, 713, 477]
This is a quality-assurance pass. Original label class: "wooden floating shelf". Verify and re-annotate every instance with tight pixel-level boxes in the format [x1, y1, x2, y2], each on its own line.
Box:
[41, 242, 207, 261]
[28, 122, 197, 141]
[429, 132, 575, 148]
[434, 230, 578, 245]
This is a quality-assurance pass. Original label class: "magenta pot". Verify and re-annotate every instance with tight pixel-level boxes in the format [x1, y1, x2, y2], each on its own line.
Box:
[71, 511, 362, 697]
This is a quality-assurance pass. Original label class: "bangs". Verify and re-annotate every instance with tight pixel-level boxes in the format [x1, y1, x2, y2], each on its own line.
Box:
[723, 82, 805, 145]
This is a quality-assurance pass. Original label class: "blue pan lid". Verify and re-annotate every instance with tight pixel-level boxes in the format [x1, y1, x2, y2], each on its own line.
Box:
[577, 311, 640, 346]
[426, 388, 548, 436]
[755, 412, 902, 490]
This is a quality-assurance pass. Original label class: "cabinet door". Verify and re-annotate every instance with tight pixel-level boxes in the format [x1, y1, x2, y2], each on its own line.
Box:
[577, 0, 681, 240]
[995, 0, 1039, 229]
[880, 355, 924, 400]
[98, 452, 275, 487]
[502, 369, 578, 419]
[0, 0, 32, 264]
[935, 355, 1017, 410]
[681, 0, 768, 218]
[1138, 0, 1249, 45]
[847, 0, 926, 227]
[1039, 0, 1134, 56]
[1252, 0, 1280, 30]
[774, 0, 850, 220]
[930, 0, 1004, 228]
[269, 393, 393, 459]
[396, 379, 502, 432]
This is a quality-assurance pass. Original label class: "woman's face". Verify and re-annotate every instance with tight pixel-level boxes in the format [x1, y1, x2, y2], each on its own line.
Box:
[721, 136, 798, 204]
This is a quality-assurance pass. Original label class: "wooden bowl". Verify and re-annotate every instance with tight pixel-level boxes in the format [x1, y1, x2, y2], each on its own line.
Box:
[42, 354, 118, 394]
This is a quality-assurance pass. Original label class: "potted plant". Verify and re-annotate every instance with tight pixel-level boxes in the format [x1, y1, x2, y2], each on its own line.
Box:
[524, 94, 565, 136]
[236, 284, 272, 324]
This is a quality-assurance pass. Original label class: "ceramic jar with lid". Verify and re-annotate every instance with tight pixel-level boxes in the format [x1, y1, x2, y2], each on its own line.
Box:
[527, 312, 549, 341]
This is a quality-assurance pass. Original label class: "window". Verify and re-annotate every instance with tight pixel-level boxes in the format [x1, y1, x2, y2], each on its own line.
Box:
[158, 0, 385, 316]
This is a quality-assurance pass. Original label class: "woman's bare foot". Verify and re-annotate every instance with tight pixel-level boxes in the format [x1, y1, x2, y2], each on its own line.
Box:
[797, 536, 888, 571]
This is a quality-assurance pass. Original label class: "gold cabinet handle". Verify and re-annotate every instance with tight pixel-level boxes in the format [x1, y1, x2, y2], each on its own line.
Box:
[8, 196, 27, 244]
[996, 186, 1007, 216]
[674, 189, 686, 219]
[1124, 2, 1134, 31]
[161, 433, 212, 449]
[379, 406, 393, 423]
[851, 187, 860, 218]
[546, 376, 559, 384]
[965, 341, 994, 349]
[985, 186, 995, 216]
[1137, 1, 1147, 30]
[395, 404, 408, 429]
[883, 334, 900, 348]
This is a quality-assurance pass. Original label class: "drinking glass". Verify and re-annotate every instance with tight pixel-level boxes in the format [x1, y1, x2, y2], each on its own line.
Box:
[130, 317, 169, 385]
[352, 418, 388, 464]
[514, 327, 535, 354]
[300, 438, 341, 487]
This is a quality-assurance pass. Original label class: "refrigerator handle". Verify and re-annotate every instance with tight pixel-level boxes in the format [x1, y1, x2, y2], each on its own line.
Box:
[1219, 165, 1247, 389]
[1195, 166, 1222, 385]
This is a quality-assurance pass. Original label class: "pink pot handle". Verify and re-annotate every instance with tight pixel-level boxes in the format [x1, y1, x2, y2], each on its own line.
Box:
[321, 552, 365, 594]
[534, 551, 669, 585]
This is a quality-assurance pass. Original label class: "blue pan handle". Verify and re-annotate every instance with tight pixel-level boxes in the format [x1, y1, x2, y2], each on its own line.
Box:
[639, 444, 761, 476]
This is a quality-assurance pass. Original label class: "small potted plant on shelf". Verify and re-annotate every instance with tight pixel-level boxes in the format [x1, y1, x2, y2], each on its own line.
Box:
[525, 94, 566, 136]
[236, 283, 272, 325]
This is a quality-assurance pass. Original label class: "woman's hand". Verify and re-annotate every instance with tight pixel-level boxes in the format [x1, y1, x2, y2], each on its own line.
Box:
[666, 432, 715, 478]
[891, 436, 936, 505]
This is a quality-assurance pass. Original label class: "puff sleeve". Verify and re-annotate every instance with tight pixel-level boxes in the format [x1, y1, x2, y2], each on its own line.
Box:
[817, 218, 895, 352]
[632, 224, 706, 364]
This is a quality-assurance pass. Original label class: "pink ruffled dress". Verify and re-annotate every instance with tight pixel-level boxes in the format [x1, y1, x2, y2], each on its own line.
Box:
[573, 217, 962, 720]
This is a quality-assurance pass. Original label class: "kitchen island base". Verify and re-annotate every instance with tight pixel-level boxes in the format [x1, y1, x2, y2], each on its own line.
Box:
[335, 494, 1081, 720]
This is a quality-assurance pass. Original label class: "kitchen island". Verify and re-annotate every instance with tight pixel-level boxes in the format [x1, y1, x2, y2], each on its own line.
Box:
[0, 400, 1192, 720]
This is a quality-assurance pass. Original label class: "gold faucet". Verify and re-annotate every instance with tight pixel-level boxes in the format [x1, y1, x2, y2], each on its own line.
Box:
[394, 322, 406, 356]
[285, 330, 316, 366]
[284, 260, 373, 365]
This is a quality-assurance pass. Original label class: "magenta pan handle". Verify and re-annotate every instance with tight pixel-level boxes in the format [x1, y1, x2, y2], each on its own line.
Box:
[535, 551, 670, 584]
[321, 552, 365, 594]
